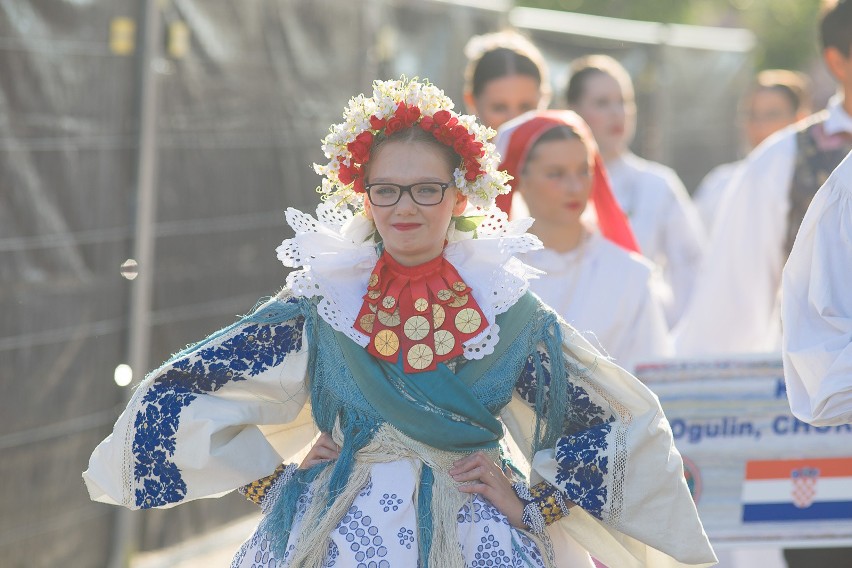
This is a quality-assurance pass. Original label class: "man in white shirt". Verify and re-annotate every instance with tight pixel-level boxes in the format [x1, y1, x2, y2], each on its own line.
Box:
[675, 0, 852, 358]
[782, 150, 852, 427]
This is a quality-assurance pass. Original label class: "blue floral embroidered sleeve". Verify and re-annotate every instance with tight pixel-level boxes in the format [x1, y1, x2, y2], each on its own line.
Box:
[508, 317, 716, 565]
[514, 346, 616, 521]
[84, 297, 313, 510]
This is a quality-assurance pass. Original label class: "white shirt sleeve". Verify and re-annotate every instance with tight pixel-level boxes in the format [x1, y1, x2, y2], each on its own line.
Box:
[782, 151, 852, 426]
[674, 130, 797, 356]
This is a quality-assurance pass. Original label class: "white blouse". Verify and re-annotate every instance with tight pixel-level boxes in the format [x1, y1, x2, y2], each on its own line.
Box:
[520, 233, 672, 373]
[605, 152, 707, 326]
[782, 151, 852, 426]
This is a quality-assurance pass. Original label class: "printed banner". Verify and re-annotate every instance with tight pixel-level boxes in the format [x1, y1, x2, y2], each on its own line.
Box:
[637, 356, 852, 546]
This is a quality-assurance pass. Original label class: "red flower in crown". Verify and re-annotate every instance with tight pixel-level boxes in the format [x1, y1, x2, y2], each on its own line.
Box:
[346, 131, 374, 165]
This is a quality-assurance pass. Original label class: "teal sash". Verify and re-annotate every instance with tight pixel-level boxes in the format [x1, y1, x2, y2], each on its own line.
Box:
[264, 292, 557, 562]
[334, 292, 538, 452]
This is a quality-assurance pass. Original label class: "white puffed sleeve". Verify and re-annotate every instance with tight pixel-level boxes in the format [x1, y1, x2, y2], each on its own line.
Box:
[782, 152, 852, 426]
[83, 296, 316, 510]
[502, 322, 716, 568]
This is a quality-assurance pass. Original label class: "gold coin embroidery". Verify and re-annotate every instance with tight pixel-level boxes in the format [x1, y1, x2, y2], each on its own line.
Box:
[368, 273, 379, 287]
[359, 313, 375, 333]
[455, 308, 482, 334]
[436, 289, 452, 302]
[369, 303, 377, 313]
[403, 315, 430, 341]
[433, 329, 455, 356]
[374, 329, 399, 356]
[377, 308, 401, 327]
[452, 281, 467, 292]
[413, 298, 428, 312]
[382, 296, 396, 309]
[368, 290, 381, 300]
[448, 293, 469, 308]
[432, 304, 445, 328]
[406, 343, 434, 370]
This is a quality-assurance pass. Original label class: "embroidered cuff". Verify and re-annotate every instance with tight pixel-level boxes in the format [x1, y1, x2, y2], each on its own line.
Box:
[239, 463, 297, 509]
[513, 481, 570, 534]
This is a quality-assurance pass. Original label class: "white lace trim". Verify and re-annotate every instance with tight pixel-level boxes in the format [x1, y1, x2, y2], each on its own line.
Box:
[276, 203, 543, 359]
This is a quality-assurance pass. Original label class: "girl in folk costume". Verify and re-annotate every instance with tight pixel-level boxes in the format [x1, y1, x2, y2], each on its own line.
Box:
[495, 111, 672, 374]
[84, 79, 715, 568]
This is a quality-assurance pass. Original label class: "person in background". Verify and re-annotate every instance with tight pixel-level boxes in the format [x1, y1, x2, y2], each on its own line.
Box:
[674, 0, 852, 363]
[463, 30, 551, 214]
[495, 110, 672, 374]
[783, 150, 852, 427]
[566, 54, 706, 327]
[693, 70, 812, 232]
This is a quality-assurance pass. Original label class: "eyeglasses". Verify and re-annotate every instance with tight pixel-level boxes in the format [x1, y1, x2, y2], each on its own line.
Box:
[364, 181, 453, 207]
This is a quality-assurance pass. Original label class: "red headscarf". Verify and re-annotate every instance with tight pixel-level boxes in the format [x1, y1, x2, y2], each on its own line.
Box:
[494, 110, 640, 253]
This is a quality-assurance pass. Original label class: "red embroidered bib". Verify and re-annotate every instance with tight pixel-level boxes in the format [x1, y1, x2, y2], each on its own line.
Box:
[354, 252, 489, 373]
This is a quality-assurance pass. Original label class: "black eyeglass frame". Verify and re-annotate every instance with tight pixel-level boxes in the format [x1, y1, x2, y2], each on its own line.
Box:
[364, 181, 454, 207]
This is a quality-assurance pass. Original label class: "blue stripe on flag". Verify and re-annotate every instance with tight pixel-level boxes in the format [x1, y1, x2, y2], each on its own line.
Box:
[743, 501, 852, 523]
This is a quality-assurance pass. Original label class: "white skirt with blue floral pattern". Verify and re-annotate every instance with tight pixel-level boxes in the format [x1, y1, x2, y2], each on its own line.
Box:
[231, 460, 546, 568]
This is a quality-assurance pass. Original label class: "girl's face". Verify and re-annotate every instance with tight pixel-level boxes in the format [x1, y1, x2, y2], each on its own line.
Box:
[466, 74, 543, 130]
[570, 72, 635, 160]
[364, 140, 467, 266]
[744, 88, 799, 149]
[518, 137, 594, 227]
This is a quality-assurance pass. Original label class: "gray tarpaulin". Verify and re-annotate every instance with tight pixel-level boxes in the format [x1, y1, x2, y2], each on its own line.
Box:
[0, 1, 749, 566]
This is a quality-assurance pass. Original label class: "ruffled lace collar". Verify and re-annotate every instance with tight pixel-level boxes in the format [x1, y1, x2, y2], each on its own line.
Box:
[276, 202, 543, 360]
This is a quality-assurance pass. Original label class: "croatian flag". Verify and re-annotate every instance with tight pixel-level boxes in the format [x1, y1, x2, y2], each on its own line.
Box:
[742, 457, 852, 522]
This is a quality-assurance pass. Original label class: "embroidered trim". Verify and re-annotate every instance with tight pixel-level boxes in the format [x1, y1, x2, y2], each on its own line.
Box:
[530, 481, 571, 524]
[239, 463, 297, 509]
[513, 481, 570, 532]
[522, 502, 547, 535]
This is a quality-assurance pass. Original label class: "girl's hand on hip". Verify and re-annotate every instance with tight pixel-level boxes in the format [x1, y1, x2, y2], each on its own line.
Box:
[449, 451, 525, 529]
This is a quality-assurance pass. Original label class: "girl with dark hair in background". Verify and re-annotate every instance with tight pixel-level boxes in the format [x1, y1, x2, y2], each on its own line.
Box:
[463, 30, 552, 214]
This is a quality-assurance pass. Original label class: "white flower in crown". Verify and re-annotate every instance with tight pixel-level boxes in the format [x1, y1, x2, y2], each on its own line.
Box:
[313, 77, 512, 209]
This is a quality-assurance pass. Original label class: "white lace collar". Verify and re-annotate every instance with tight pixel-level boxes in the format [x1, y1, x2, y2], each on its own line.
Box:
[276, 202, 543, 359]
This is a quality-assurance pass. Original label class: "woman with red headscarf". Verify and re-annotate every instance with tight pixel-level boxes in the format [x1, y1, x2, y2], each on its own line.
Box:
[495, 111, 672, 373]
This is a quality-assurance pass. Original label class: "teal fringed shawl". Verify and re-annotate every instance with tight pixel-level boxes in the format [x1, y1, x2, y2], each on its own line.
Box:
[260, 291, 569, 561]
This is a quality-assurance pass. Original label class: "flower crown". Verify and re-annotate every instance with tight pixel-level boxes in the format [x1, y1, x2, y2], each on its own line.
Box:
[313, 78, 512, 209]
